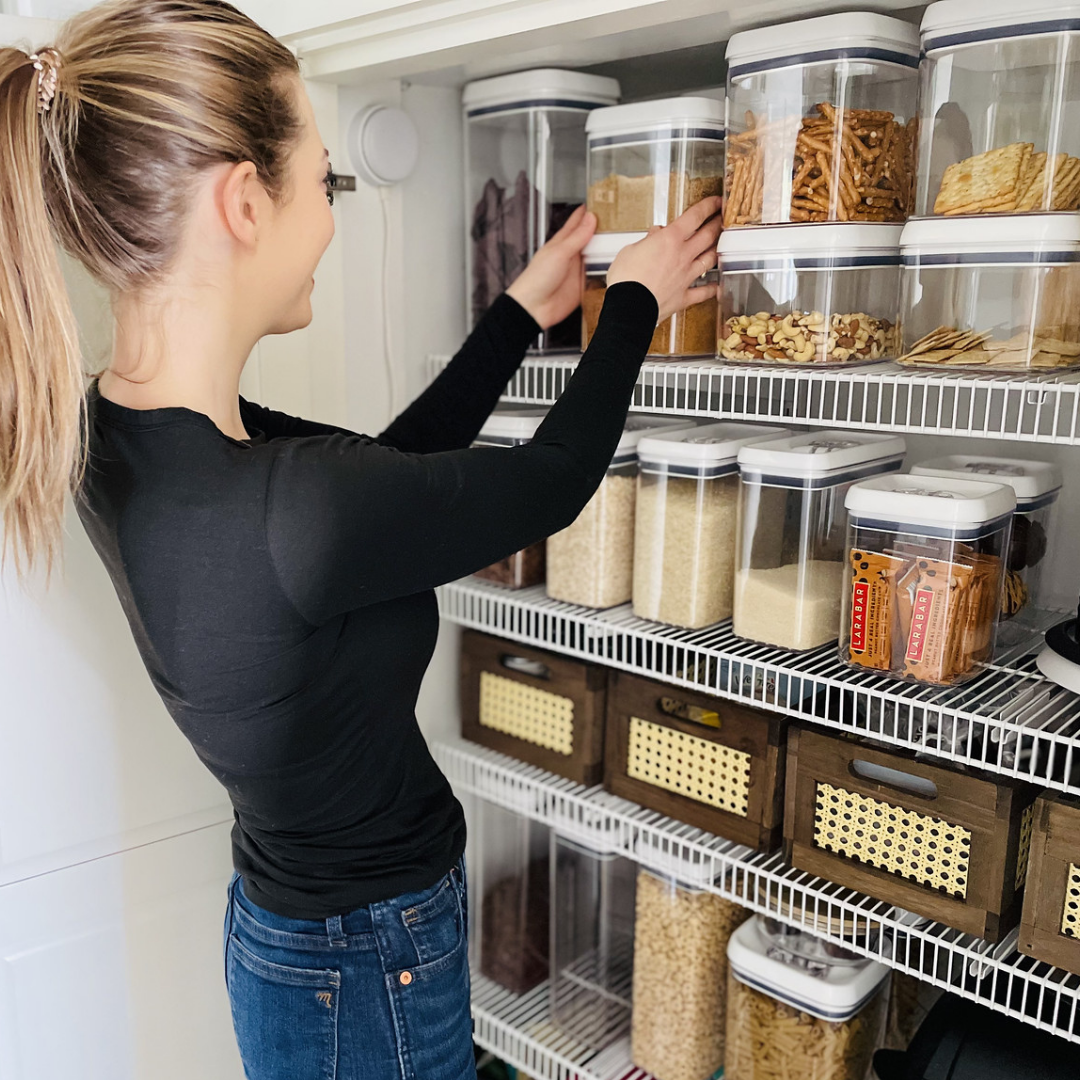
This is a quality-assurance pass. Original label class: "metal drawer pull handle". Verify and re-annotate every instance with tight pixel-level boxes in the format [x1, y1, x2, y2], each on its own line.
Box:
[501, 654, 550, 679]
[850, 759, 938, 799]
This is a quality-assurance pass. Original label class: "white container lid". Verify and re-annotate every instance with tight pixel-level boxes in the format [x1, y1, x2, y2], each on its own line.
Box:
[726, 12, 920, 76]
[584, 232, 646, 270]
[638, 422, 790, 468]
[738, 431, 907, 477]
[728, 917, 890, 1022]
[845, 473, 1016, 530]
[463, 69, 620, 113]
[586, 96, 725, 139]
[475, 408, 547, 444]
[614, 416, 697, 457]
[922, 1, 1080, 52]
[910, 456, 1062, 509]
[719, 223, 902, 269]
[900, 214, 1080, 259]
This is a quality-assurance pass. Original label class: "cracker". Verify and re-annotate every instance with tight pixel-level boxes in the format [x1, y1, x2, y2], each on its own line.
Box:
[933, 142, 1031, 214]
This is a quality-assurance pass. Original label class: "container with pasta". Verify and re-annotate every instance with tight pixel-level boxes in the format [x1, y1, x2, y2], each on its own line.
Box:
[725, 916, 891, 1080]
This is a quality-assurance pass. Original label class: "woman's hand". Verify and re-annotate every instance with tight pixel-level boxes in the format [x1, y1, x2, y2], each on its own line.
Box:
[506, 205, 596, 329]
[606, 196, 723, 322]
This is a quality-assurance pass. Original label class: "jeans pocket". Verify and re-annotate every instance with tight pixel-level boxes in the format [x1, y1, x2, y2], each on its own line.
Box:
[400, 872, 464, 966]
[226, 932, 340, 1080]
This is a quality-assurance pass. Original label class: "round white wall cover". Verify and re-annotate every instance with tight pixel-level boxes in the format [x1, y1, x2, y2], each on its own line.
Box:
[348, 105, 419, 186]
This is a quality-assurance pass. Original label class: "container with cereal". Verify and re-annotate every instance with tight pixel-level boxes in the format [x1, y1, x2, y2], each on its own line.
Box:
[896, 216, 1080, 373]
[917, 1, 1080, 217]
[583, 233, 718, 357]
[725, 915, 890, 1080]
[586, 97, 725, 233]
[718, 224, 902, 366]
[546, 416, 694, 609]
[724, 13, 920, 227]
[734, 432, 906, 652]
[633, 423, 789, 630]
[841, 474, 1016, 687]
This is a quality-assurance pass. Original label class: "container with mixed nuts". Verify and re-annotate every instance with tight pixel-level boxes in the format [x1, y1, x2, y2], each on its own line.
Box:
[721, 310, 898, 364]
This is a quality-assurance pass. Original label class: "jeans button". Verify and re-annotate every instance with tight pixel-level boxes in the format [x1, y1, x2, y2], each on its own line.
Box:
[399, 971, 413, 986]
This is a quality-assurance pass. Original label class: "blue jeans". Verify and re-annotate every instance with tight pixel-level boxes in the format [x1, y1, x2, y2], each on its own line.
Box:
[223, 860, 475, 1080]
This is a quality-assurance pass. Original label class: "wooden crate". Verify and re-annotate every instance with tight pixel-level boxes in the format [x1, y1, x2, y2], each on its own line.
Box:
[784, 727, 1040, 942]
[1020, 792, 1080, 976]
[459, 630, 607, 785]
[603, 670, 789, 851]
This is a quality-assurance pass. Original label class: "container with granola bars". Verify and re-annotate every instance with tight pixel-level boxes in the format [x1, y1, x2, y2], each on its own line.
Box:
[724, 13, 920, 227]
[917, 1, 1080, 217]
[897, 216, 1080, 373]
[718, 224, 902, 366]
[840, 474, 1016, 687]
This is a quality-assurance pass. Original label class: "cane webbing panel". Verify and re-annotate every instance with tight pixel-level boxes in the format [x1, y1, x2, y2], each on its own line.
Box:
[478, 671, 574, 755]
[814, 782, 972, 899]
[1016, 803, 1035, 892]
[1062, 864, 1080, 938]
[627, 717, 751, 816]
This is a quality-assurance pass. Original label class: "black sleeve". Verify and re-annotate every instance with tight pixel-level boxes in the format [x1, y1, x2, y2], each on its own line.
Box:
[265, 282, 657, 624]
[377, 293, 540, 454]
[239, 398, 362, 440]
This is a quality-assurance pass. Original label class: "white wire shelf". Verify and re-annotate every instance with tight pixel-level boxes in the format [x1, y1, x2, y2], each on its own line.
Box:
[440, 738, 1080, 1046]
[438, 577, 1080, 797]
[431, 354, 1080, 444]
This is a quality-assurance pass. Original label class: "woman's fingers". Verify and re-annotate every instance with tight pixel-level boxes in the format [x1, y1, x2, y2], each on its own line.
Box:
[670, 195, 723, 239]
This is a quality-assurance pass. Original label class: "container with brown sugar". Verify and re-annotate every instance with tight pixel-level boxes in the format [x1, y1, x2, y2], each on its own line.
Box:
[840, 474, 1016, 687]
[583, 233, 718, 358]
[723, 13, 920, 227]
[586, 96, 725, 233]
[725, 915, 891, 1080]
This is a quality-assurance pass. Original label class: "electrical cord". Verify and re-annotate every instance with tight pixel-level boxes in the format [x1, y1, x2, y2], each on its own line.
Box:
[378, 183, 398, 424]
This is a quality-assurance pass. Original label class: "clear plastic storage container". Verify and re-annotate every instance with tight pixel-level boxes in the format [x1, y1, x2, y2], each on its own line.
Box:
[473, 803, 551, 995]
[896, 215, 1080, 373]
[724, 13, 920, 227]
[734, 432, 906, 652]
[550, 834, 637, 1050]
[464, 69, 620, 352]
[725, 916, 891, 1080]
[586, 96, 725, 233]
[472, 409, 549, 587]
[841, 474, 1016, 686]
[633, 423, 789, 629]
[917, 1, 1080, 217]
[718, 224, 903, 366]
[583, 233, 718, 357]
[911, 456, 1062, 627]
[546, 416, 694, 609]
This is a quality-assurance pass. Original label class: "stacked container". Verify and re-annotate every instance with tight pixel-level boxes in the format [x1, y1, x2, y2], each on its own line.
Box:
[632, 423, 788, 630]
[733, 432, 906, 652]
[463, 70, 620, 352]
[546, 415, 694, 609]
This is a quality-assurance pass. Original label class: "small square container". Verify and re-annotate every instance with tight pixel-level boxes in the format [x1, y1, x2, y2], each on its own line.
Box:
[546, 415, 695, 609]
[840, 474, 1016, 687]
[734, 432, 907, 652]
[464, 69, 620, 352]
[550, 834, 637, 1051]
[910, 456, 1062, 627]
[582, 232, 718, 358]
[718, 224, 902, 366]
[917, 1, 1080, 217]
[897, 215, 1080, 373]
[472, 409, 549, 587]
[586, 96, 725, 233]
[725, 916, 891, 1080]
[724, 12, 920, 227]
[633, 422, 789, 629]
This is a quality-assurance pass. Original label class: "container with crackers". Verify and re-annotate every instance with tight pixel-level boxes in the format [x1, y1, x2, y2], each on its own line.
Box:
[896, 216, 1080, 374]
[723, 13, 920, 227]
[840, 474, 1016, 687]
[917, 1, 1080, 217]
[718, 224, 902, 366]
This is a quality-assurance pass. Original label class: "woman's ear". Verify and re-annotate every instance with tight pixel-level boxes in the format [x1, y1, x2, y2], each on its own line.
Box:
[219, 160, 266, 248]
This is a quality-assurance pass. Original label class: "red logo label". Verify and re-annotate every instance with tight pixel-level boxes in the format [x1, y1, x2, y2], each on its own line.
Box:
[906, 587, 935, 663]
[850, 581, 870, 653]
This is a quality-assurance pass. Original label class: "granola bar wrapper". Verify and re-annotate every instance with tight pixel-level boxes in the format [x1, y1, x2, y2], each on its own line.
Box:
[847, 550, 905, 670]
[900, 557, 976, 684]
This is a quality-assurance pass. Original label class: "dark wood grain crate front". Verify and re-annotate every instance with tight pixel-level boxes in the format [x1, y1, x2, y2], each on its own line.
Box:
[460, 630, 607, 785]
[784, 727, 1040, 942]
[1020, 792, 1080, 975]
[603, 670, 789, 851]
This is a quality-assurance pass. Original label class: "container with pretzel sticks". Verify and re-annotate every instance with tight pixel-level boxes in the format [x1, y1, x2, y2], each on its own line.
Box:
[723, 13, 920, 227]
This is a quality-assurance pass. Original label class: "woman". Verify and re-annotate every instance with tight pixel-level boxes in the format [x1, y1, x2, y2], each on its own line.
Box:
[0, 1, 721, 1077]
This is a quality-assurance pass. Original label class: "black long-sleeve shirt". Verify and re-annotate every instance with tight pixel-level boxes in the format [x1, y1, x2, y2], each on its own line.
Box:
[76, 283, 658, 918]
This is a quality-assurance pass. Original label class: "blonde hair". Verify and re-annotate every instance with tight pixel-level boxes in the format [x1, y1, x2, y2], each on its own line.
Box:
[0, 0, 301, 577]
